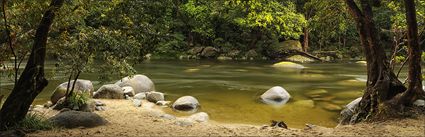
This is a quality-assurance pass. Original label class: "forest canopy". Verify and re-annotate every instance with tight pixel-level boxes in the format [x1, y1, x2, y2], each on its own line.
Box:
[0, 0, 423, 63]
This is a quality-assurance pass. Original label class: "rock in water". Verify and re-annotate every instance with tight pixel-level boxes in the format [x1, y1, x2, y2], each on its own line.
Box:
[293, 100, 315, 108]
[322, 102, 342, 111]
[272, 62, 305, 69]
[189, 112, 209, 122]
[49, 111, 107, 128]
[115, 75, 155, 94]
[260, 86, 291, 105]
[50, 79, 93, 104]
[146, 91, 165, 103]
[285, 55, 316, 63]
[355, 61, 367, 65]
[93, 84, 125, 99]
[172, 96, 200, 112]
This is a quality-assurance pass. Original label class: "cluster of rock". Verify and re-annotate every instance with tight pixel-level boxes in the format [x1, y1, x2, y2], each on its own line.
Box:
[43, 74, 207, 128]
[175, 40, 325, 62]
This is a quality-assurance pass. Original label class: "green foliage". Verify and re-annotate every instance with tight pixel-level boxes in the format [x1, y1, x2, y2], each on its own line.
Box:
[1, 0, 424, 64]
[395, 55, 407, 63]
[230, 0, 307, 39]
[13, 113, 54, 131]
[422, 52, 425, 63]
[66, 92, 90, 110]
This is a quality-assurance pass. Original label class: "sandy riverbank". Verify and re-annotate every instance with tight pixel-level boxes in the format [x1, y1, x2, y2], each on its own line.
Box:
[28, 99, 425, 136]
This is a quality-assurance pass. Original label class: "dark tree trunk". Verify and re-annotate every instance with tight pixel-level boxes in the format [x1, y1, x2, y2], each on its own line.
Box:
[340, 0, 406, 124]
[302, 27, 309, 52]
[0, 0, 65, 130]
[391, 0, 424, 105]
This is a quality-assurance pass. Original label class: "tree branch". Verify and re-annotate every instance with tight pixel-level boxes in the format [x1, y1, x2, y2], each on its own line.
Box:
[345, 0, 363, 22]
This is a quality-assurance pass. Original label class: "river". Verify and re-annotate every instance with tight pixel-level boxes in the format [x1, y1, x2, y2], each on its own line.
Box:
[0, 60, 409, 128]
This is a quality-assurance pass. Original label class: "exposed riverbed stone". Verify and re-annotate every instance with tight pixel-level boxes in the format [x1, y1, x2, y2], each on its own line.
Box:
[134, 93, 146, 100]
[189, 112, 209, 123]
[286, 55, 315, 63]
[272, 62, 305, 69]
[50, 79, 94, 104]
[156, 101, 171, 106]
[93, 84, 124, 99]
[172, 96, 200, 112]
[146, 91, 165, 103]
[49, 111, 107, 128]
[260, 86, 291, 105]
[122, 86, 135, 97]
[355, 61, 367, 65]
[115, 75, 155, 94]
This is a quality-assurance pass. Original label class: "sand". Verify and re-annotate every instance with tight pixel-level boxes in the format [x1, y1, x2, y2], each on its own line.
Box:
[28, 99, 425, 136]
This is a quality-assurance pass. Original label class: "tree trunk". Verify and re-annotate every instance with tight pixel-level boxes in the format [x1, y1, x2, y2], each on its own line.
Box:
[391, 0, 424, 105]
[340, 0, 406, 124]
[302, 27, 309, 52]
[0, 0, 65, 130]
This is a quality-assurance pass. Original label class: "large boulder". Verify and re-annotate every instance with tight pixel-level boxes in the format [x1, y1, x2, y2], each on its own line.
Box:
[115, 75, 155, 94]
[260, 86, 291, 105]
[50, 79, 94, 104]
[272, 61, 305, 69]
[49, 111, 107, 128]
[146, 91, 165, 103]
[93, 84, 124, 99]
[266, 40, 302, 59]
[172, 96, 200, 112]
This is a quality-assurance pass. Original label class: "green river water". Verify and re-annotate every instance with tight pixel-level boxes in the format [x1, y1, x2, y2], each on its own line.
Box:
[0, 60, 409, 128]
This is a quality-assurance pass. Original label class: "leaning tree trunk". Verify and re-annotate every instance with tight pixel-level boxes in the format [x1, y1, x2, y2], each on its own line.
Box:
[0, 0, 65, 130]
[340, 0, 406, 124]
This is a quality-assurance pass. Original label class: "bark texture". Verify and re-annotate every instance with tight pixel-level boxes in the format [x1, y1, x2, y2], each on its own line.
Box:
[340, 0, 411, 124]
[0, 0, 65, 130]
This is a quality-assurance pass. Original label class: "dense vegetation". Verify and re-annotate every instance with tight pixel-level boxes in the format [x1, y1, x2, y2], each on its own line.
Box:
[1, 0, 424, 63]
